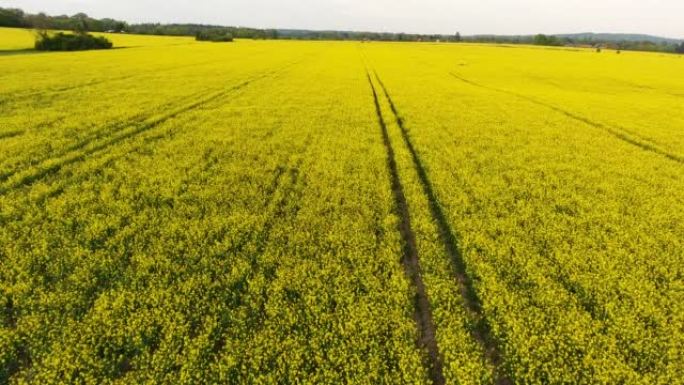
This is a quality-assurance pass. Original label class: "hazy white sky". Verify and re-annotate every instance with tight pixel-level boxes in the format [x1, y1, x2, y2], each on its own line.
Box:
[2, 0, 683, 38]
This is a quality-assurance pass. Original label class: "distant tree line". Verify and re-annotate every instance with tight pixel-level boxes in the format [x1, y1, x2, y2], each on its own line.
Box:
[131, 23, 278, 39]
[0, 6, 459, 42]
[463, 33, 684, 53]
[533, 34, 562, 46]
[0, 7, 276, 39]
[276, 29, 463, 42]
[1, 7, 125, 32]
[0, 8, 115, 51]
[195, 29, 234, 42]
[2, 6, 683, 54]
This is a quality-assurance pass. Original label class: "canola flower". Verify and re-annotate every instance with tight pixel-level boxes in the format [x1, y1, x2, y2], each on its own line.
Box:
[1, 28, 682, 384]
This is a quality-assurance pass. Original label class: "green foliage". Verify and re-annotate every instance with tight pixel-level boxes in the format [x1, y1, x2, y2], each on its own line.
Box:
[676, 42, 684, 54]
[34, 31, 113, 51]
[132, 23, 276, 39]
[533, 34, 561, 46]
[0, 8, 24, 28]
[195, 30, 233, 42]
[6, 10, 127, 33]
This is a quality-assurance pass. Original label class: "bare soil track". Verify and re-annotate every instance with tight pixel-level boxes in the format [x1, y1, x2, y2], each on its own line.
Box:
[366, 71, 446, 385]
[373, 71, 512, 385]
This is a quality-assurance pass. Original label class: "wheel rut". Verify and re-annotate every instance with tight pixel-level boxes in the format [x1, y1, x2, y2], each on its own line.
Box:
[372, 71, 512, 385]
[450, 72, 684, 165]
[0, 65, 295, 197]
[366, 71, 446, 385]
[0, 130, 23, 141]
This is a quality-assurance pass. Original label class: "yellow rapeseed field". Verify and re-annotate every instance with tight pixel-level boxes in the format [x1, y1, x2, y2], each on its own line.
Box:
[1, 28, 682, 384]
[0, 27, 33, 50]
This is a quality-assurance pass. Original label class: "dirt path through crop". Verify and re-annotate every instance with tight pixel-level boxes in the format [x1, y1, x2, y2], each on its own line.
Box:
[366, 70, 446, 385]
[373, 71, 512, 385]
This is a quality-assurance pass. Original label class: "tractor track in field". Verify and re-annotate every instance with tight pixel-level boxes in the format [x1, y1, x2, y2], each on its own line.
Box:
[435, 75, 654, 376]
[0, 57, 308, 181]
[449, 72, 684, 165]
[1, 57, 305, 206]
[0, 74, 135, 107]
[366, 70, 446, 385]
[372, 71, 512, 385]
[0, 87, 232, 196]
[0, 63, 298, 197]
[208, 93, 343, 361]
[2, 128, 314, 380]
[203, 132, 314, 360]
[442, 165, 613, 325]
[0, 58, 231, 108]
[1, 45, 312, 108]
[0, 89, 210, 184]
[0, 114, 155, 183]
[0, 130, 23, 141]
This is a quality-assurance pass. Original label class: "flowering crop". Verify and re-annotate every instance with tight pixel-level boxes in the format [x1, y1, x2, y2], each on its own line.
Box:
[1, 29, 682, 384]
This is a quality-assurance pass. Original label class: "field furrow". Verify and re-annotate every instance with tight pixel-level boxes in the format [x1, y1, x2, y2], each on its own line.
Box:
[363, 42, 683, 384]
[0, 64, 302, 197]
[367, 71, 446, 385]
[449, 72, 684, 164]
[372, 69, 512, 384]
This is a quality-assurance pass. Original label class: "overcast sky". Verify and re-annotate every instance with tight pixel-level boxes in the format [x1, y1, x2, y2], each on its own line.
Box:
[2, 0, 683, 39]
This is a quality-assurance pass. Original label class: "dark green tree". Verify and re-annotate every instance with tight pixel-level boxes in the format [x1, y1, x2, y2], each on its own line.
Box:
[72, 12, 89, 34]
[676, 42, 684, 54]
[0, 7, 24, 27]
[534, 34, 561, 46]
